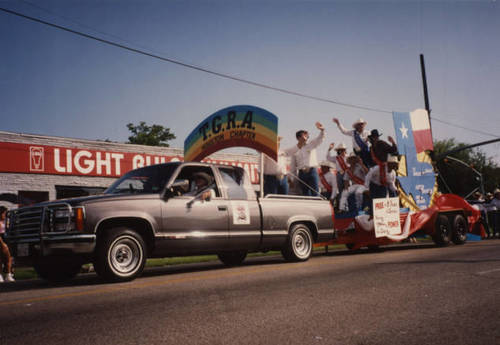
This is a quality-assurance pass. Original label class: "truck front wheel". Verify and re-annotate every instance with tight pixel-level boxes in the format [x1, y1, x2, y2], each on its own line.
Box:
[282, 224, 313, 262]
[94, 228, 146, 282]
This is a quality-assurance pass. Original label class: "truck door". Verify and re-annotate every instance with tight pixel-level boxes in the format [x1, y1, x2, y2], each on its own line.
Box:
[159, 166, 229, 253]
[218, 167, 261, 251]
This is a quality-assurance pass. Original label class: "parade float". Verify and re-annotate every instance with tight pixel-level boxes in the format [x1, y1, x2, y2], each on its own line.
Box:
[315, 109, 484, 251]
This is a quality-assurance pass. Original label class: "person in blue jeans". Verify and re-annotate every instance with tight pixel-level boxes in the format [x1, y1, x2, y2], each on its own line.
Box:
[263, 137, 289, 195]
[284, 122, 325, 196]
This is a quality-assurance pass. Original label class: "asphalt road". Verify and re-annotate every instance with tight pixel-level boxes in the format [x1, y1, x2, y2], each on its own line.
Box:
[1, 240, 500, 345]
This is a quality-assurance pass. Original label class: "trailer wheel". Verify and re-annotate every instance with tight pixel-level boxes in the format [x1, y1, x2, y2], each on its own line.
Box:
[218, 251, 247, 266]
[451, 214, 468, 245]
[345, 243, 356, 250]
[34, 259, 82, 283]
[367, 245, 381, 252]
[282, 223, 313, 262]
[94, 227, 146, 282]
[432, 214, 451, 246]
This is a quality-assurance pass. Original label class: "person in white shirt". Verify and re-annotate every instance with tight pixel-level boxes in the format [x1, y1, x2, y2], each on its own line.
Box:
[339, 154, 369, 212]
[487, 189, 500, 237]
[333, 117, 373, 167]
[365, 155, 399, 215]
[318, 161, 338, 203]
[263, 136, 289, 195]
[326, 142, 348, 192]
[284, 122, 325, 196]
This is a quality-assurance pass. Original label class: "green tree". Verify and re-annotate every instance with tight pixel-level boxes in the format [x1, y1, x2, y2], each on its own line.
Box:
[126, 122, 176, 147]
[433, 138, 500, 196]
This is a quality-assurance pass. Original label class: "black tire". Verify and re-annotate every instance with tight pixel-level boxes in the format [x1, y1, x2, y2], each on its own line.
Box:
[345, 243, 356, 250]
[451, 214, 468, 245]
[432, 214, 452, 247]
[367, 245, 381, 252]
[94, 227, 146, 282]
[33, 259, 82, 283]
[281, 224, 313, 262]
[217, 251, 247, 266]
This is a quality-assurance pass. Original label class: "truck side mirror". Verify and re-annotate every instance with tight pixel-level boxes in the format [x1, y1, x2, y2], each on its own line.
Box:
[165, 179, 190, 199]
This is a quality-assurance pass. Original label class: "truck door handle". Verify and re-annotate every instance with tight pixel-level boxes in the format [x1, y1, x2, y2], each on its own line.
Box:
[218, 206, 227, 211]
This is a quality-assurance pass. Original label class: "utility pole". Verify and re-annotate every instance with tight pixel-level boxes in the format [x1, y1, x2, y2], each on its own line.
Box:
[420, 54, 432, 138]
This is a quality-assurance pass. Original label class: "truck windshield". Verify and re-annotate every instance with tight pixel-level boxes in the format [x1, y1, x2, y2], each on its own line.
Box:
[105, 163, 180, 195]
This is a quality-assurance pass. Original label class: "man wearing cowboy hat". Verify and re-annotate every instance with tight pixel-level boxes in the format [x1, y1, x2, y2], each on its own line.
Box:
[368, 129, 398, 163]
[283, 122, 325, 196]
[326, 142, 348, 192]
[339, 153, 369, 212]
[318, 160, 338, 202]
[364, 155, 400, 215]
[185, 171, 216, 201]
[487, 189, 500, 238]
[332, 117, 372, 167]
[263, 136, 289, 195]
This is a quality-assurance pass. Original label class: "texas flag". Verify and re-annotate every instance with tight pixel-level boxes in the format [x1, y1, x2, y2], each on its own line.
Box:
[393, 109, 436, 210]
[409, 109, 433, 153]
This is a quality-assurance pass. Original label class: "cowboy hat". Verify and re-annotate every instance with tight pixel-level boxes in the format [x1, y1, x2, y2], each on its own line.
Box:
[387, 155, 399, 164]
[192, 172, 214, 185]
[352, 118, 367, 128]
[368, 129, 382, 139]
[346, 152, 359, 161]
[335, 142, 347, 150]
[319, 161, 335, 168]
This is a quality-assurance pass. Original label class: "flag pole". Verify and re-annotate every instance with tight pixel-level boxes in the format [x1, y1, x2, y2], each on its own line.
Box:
[420, 54, 433, 139]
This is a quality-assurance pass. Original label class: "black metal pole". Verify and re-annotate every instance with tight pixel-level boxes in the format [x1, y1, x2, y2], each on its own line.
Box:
[435, 137, 500, 161]
[420, 54, 431, 117]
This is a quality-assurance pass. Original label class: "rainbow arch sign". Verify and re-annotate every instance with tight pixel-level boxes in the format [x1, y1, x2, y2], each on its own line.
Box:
[184, 105, 278, 162]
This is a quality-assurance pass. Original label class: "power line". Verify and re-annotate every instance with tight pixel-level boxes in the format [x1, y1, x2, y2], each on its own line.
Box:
[431, 117, 499, 138]
[2, 6, 499, 139]
[0, 6, 393, 114]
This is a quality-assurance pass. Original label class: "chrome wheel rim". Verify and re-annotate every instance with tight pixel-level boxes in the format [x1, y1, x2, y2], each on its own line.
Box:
[108, 235, 143, 277]
[293, 228, 312, 259]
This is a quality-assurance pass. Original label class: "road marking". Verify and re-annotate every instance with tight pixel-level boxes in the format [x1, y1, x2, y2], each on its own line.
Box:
[477, 268, 500, 275]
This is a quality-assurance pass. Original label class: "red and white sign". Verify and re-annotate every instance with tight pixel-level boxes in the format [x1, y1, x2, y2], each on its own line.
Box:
[373, 197, 401, 238]
[0, 141, 260, 183]
[29, 146, 45, 172]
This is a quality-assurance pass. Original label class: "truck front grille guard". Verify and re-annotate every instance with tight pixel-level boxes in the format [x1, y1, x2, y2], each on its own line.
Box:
[8, 203, 74, 239]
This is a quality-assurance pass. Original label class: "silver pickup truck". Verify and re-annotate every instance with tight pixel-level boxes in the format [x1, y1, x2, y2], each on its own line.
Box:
[5, 162, 334, 282]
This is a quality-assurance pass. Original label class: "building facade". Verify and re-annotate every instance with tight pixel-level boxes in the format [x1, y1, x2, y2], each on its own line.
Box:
[0, 131, 259, 208]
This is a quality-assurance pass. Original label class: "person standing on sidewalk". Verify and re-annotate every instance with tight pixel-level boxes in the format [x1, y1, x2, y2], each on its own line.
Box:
[0, 206, 15, 282]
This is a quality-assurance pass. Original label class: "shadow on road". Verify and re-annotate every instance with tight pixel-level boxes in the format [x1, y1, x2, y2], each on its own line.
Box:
[3, 240, 499, 293]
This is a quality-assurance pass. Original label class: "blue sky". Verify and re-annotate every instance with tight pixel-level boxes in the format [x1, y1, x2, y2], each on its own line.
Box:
[1, 0, 499, 162]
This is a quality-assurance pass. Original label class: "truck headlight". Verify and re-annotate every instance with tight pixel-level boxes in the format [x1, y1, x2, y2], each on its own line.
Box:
[55, 209, 72, 218]
[53, 206, 85, 232]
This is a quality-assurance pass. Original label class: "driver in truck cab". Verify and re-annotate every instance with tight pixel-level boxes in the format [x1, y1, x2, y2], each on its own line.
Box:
[185, 171, 216, 201]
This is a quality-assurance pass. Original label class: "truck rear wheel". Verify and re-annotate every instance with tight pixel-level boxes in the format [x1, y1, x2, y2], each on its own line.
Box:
[432, 214, 451, 247]
[34, 258, 82, 283]
[282, 224, 313, 262]
[94, 228, 146, 282]
[451, 214, 468, 245]
[217, 251, 247, 266]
